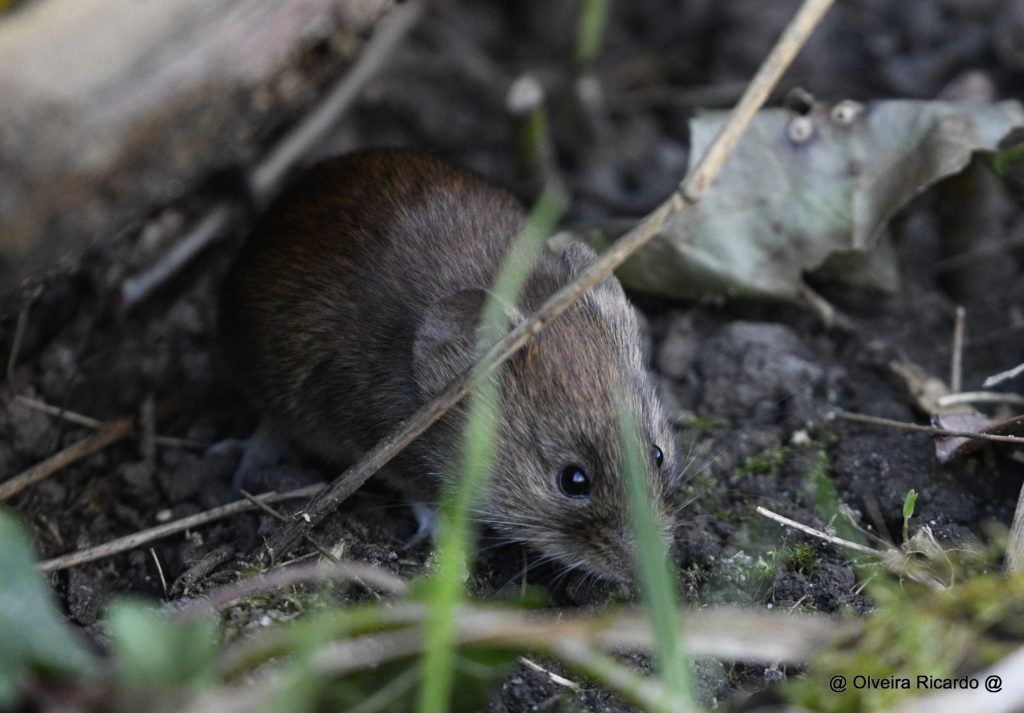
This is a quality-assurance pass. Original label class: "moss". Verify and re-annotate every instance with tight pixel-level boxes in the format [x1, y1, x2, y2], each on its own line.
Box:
[785, 569, 1024, 712]
[769, 542, 821, 578]
[735, 446, 791, 479]
[679, 413, 730, 439]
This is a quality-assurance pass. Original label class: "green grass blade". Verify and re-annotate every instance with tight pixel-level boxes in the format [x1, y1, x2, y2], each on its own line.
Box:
[416, 185, 568, 713]
[619, 402, 694, 704]
[575, 0, 611, 69]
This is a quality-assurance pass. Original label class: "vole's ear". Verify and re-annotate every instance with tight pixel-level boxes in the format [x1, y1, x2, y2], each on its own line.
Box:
[560, 240, 627, 302]
[413, 289, 486, 400]
[416, 287, 531, 399]
[560, 239, 638, 331]
[559, 239, 598, 271]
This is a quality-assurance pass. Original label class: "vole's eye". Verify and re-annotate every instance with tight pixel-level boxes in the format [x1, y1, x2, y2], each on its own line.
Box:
[653, 445, 664, 468]
[558, 464, 591, 498]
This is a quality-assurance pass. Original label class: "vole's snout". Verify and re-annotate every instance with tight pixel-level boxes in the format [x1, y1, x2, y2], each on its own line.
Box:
[576, 494, 678, 584]
[585, 521, 671, 585]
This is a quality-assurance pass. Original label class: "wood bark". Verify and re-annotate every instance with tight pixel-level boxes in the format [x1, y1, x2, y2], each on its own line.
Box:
[0, 0, 392, 290]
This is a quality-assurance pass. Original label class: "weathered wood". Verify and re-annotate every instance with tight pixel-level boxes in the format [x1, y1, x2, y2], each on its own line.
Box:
[0, 0, 392, 290]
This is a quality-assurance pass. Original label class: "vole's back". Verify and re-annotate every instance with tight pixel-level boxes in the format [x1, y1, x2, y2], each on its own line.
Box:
[218, 149, 527, 464]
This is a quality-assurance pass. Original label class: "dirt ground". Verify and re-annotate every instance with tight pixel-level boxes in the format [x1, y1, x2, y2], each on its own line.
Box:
[2, 1, 1024, 710]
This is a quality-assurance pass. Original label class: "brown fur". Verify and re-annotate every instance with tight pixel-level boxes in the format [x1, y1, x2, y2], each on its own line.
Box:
[219, 149, 678, 579]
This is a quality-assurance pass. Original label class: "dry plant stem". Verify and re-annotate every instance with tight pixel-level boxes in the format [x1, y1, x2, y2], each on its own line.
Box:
[0, 416, 134, 501]
[0, 390, 201, 501]
[16, 395, 104, 428]
[14, 395, 208, 449]
[519, 656, 582, 692]
[838, 409, 1024, 445]
[883, 644, 1024, 713]
[309, 614, 702, 686]
[933, 237, 1024, 276]
[141, 395, 157, 465]
[172, 544, 234, 597]
[548, 640, 692, 713]
[756, 506, 881, 556]
[181, 677, 281, 713]
[797, 283, 836, 326]
[181, 559, 408, 623]
[678, 0, 835, 201]
[5, 284, 41, 393]
[937, 391, 1024, 408]
[951, 306, 965, 393]
[150, 548, 169, 597]
[469, 606, 836, 664]
[219, 604, 839, 681]
[37, 484, 323, 572]
[265, 0, 838, 558]
[120, 203, 234, 312]
[985, 361, 1024, 388]
[209, 605, 841, 713]
[238, 488, 338, 564]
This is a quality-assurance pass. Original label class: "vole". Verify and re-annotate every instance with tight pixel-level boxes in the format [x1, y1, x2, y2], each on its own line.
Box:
[218, 148, 678, 580]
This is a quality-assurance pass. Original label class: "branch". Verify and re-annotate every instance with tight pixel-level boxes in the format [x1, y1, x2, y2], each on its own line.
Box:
[838, 409, 1024, 446]
[756, 506, 881, 556]
[37, 484, 323, 572]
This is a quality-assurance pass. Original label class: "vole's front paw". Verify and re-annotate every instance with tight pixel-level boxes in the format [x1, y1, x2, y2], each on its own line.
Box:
[208, 418, 299, 492]
[405, 502, 437, 547]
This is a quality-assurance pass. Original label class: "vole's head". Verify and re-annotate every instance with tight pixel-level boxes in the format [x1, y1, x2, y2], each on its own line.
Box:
[413, 241, 679, 581]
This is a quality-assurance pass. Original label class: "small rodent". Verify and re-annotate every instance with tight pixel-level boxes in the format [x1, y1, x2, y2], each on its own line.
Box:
[218, 148, 678, 580]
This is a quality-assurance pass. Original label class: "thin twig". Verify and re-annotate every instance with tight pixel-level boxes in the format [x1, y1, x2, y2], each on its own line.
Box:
[238, 489, 338, 564]
[838, 409, 1024, 445]
[519, 656, 582, 692]
[984, 361, 1024, 388]
[932, 236, 1024, 276]
[171, 544, 235, 598]
[150, 547, 169, 598]
[180, 558, 409, 623]
[14, 395, 208, 450]
[148, 434, 209, 451]
[264, 0, 839, 559]
[0, 416, 135, 501]
[193, 603, 841, 713]
[37, 484, 324, 572]
[15, 395, 103, 428]
[679, 0, 837, 204]
[951, 306, 965, 393]
[0, 390, 202, 501]
[756, 506, 881, 556]
[140, 394, 157, 466]
[547, 640, 692, 713]
[936, 391, 1024, 408]
[5, 285, 41, 395]
[120, 204, 234, 312]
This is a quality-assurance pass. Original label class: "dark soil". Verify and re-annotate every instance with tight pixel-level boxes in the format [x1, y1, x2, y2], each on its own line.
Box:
[3, 1, 1024, 711]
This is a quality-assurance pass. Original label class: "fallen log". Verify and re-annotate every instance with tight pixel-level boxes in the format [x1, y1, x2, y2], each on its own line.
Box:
[0, 0, 392, 289]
